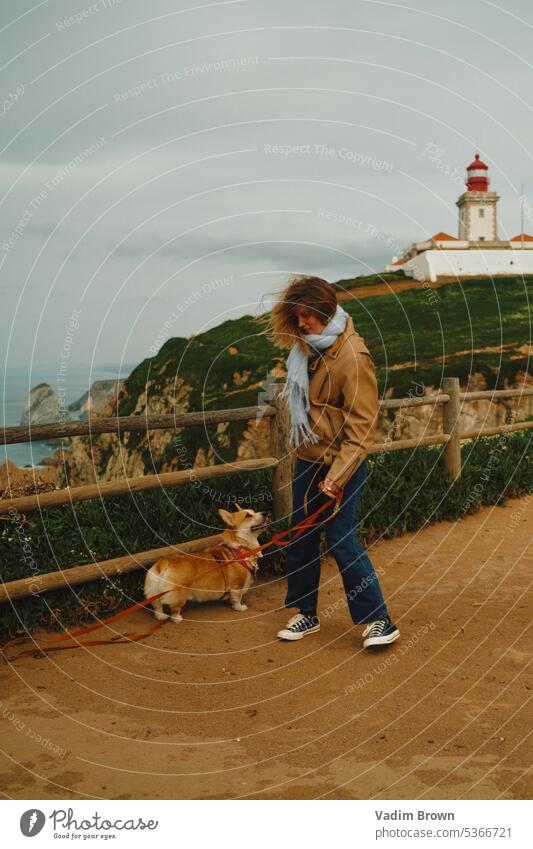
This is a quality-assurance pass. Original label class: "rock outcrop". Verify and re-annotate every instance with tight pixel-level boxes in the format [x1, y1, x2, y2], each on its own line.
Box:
[55, 368, 533, 489]
[20, 383, 69, 426]
[375, 371, 533, 445]
[68, 379, 122, 419]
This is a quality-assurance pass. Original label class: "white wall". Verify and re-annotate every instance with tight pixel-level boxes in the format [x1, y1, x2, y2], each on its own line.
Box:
[459, 202, 496, 241]
[404, 250, 533, 282]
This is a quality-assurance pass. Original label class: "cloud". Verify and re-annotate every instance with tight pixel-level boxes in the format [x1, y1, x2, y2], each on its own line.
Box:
[2, 0, 533, 366]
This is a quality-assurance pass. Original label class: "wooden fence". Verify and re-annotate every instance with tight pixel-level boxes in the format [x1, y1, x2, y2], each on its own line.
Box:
[1, 379, 532, 603]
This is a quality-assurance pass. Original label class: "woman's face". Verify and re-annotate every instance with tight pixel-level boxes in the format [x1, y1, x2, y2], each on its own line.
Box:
[294, 306, 326, 335]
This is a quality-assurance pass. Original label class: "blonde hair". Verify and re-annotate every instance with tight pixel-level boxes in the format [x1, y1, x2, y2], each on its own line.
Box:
[255, 275, 338, 352]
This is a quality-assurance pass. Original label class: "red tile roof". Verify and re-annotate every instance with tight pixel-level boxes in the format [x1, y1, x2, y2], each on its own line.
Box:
[510, 233, 533, 242]
[430, 231, 458, 241]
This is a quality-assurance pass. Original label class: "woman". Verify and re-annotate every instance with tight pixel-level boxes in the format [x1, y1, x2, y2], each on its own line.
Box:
[265, 275, 399, 648]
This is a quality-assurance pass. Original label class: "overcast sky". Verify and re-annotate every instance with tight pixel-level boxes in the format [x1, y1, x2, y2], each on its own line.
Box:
[2, 0, 533, 370]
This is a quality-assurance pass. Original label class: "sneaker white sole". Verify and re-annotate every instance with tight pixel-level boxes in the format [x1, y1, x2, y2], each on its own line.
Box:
[363, 628, 400, 648]
[277, 624, 320, 641]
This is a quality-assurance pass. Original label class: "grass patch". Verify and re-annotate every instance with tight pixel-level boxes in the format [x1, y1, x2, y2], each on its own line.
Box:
[331, 270, 407, 291]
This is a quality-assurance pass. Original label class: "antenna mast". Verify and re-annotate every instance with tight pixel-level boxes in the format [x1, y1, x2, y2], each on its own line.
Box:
[521, 184, 525, 249]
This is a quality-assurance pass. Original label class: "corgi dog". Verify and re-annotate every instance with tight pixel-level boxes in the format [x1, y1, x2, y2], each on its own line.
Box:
[144, 505, 266, 623]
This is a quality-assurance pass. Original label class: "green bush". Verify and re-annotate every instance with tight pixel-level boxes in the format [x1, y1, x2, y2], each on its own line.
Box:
[1, 431, 530, 643]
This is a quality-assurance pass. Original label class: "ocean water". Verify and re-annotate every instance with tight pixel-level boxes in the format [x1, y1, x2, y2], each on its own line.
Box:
[1, 363, 137, 468]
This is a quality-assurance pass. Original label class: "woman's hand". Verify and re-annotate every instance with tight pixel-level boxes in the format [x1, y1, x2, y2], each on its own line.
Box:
[319, 477, 341, 498]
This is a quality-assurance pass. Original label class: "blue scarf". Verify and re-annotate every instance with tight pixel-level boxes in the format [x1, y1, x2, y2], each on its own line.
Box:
[280, 304, 349, 447]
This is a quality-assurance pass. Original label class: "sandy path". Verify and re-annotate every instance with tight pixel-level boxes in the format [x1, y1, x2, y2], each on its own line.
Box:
[1, 497, 531, 800]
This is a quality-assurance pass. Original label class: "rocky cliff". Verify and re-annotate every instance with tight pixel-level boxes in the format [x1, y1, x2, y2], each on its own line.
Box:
[20, 383, 70, 427]
[377, 371, 533, 446]
[68, 379, 122, 419]
[53, 372, 532, 489]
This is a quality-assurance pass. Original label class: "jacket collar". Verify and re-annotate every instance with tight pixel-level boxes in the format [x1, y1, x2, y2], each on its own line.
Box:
[308, 313, 356, 370]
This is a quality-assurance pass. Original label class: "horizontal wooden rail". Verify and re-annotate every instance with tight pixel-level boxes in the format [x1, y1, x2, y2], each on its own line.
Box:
[371, 434, 450, 453]
[379, 394, 449, 410]
[5, 420, 528, 603]
[0, 457, 279, 516]
[3, 388, 531, 448]
[0, 532, 224, 603]
[459, 388, 533, 402]
[1, 404, 276, 446]
[1, 384, 531, 511]
[5, 419, 532, 518]
[460, 420, 533, 440]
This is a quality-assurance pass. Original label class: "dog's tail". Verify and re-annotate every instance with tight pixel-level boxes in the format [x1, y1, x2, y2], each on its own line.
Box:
[144, 560, 166, 603]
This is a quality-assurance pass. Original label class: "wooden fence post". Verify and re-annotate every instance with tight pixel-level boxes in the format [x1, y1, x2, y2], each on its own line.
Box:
[269, 384, 293, 522]
[442, 377, 462, 479]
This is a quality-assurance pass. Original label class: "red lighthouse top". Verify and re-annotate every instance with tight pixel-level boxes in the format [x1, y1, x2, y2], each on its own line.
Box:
[466, 153, 489, 192]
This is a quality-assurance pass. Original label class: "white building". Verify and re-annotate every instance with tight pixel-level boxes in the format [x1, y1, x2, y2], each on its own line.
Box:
[386, 153, 533, 282]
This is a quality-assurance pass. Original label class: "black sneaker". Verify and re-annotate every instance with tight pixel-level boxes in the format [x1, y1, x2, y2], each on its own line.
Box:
[277, 613, 320, 641]
[362, 616, 400, 648]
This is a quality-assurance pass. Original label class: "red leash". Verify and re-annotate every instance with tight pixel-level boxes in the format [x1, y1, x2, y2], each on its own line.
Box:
[1, 489, 343, 663]
[215, 486, 344, 566]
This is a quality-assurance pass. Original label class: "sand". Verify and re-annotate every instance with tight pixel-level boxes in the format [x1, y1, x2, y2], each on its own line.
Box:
[1, 496, 531, 800]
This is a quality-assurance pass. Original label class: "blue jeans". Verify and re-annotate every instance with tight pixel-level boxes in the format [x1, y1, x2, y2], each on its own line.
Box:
[284, 458, 389, 624]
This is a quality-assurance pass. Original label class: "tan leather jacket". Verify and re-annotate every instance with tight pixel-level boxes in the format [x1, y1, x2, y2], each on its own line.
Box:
[295, 314, 379, 488]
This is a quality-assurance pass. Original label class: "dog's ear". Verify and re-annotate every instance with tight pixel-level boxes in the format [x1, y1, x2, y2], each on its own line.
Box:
[218, 508, 236, 527]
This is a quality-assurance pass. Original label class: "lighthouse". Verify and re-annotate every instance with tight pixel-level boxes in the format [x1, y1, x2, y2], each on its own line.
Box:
[384, 150, 533, 281]
[456, 153, 500, 241]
